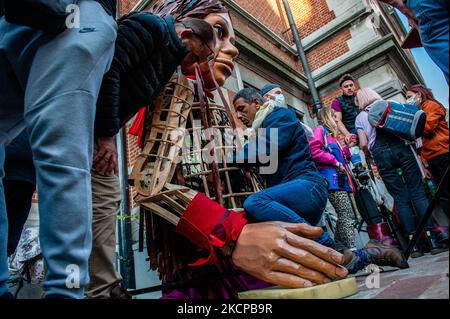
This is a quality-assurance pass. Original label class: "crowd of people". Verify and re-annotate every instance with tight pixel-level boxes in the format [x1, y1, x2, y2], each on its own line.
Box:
[231, 78, 448, 268]
[0, 0, 448, 299]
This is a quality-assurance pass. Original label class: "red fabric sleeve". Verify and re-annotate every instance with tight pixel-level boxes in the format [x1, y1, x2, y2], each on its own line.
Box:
[176, 192, 248, 267]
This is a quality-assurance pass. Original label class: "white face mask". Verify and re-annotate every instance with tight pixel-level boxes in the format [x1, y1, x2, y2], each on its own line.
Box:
[269, 93, 286, 108]
[406, 94, 421, 106]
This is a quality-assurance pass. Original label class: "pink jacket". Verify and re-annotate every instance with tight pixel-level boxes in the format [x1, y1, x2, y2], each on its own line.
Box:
[309, 126, 351, 168]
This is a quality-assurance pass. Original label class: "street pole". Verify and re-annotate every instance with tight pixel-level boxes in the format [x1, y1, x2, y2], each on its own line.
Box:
[282, 0, 322, 113]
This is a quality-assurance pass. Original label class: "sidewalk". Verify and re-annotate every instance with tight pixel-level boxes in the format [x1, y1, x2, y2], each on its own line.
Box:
[347, 252, 449, 299]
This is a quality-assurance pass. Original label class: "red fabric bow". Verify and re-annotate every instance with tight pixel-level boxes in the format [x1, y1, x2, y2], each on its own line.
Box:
[176, 192, 248, 266]
[129, 107, 147, 148]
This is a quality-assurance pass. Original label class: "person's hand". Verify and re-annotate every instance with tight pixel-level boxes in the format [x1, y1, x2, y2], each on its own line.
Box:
[232, 222, 348, 288]
[345, 134, 357, 145]
[93, 136, 118, 176]
[335, 162, 345, 172]
[348, 139, 357, 147]
[424, 169, 433, 180]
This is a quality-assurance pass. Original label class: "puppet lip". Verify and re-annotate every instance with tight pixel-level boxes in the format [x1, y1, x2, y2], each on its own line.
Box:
[215, 58, 234, 74]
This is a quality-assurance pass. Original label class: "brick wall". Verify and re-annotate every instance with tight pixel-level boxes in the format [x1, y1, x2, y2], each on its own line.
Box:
[229, 10, 304, 73]
[230, 0, 350, 73]
[233, 0, 335, 41]
[286, 0, 336, 39]
[321, 88, 342, 108]
[119, 0, 141, 16]
[306, 30, 352, 71]
[125, 122, 140, 208]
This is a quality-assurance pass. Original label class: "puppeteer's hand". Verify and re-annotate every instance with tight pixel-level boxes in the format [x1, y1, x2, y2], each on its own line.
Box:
[232, 222, 348, 288]
[348, 139, 357, 148]
[424, 169, 433, 180]
[93, 136, 119, 176]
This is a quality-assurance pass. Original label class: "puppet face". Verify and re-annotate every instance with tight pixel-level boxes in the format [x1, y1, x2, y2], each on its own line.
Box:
[205, 12, 239, 87]
[181, 12, 239, 89]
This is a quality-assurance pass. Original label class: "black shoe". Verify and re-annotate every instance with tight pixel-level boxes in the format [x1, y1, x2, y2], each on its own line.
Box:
[428, 232, 449, 255]
[410, 243, 424, 258]
[0, 292, 14, 300]
[437, 232, 450, 245]
[110, 284, 132, 299]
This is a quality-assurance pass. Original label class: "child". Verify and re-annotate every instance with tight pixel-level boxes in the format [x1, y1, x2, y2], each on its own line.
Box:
[309, 107, 358, 250]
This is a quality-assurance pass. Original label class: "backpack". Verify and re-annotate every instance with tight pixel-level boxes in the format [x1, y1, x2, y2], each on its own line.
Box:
[367, 100, 426, 141]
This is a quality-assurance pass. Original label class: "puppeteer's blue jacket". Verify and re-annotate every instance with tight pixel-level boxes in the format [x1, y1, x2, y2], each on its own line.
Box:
[231, 107, 325, 188]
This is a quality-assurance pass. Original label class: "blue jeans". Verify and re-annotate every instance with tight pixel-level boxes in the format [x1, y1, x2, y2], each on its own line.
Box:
[244, 177, 334, 246]
[0, 0, 117, 298]
[408, 0, 449, 83]
[427, 153, 449, 217]
[372, 137, 432, 236]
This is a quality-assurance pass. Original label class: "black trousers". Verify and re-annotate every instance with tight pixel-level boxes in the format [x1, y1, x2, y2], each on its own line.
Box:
[4, 180, 35, 256]
[428, 152, 449, 217]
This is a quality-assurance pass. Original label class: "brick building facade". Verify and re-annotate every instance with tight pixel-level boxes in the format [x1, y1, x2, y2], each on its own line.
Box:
[120, 0, 423, 206]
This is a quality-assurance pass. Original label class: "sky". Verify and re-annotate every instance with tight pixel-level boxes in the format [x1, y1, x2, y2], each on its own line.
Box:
[397, 11, 449, 109]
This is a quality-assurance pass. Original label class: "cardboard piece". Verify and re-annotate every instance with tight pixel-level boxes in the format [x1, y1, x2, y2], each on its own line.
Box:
[239, 277, 359, 299]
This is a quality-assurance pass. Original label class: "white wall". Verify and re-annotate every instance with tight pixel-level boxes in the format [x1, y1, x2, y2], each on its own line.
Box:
[357, 64, 396, 88]
[326, 0, 362, 18]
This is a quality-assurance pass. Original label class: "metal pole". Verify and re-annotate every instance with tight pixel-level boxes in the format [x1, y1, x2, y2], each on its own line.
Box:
[282, 0, 322, 112]
[117, 128, 136, 289]
[405, 167, 449, 259]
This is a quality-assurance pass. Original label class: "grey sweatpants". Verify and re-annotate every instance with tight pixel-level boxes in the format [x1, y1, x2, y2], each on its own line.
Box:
[0, 0, 117, 298]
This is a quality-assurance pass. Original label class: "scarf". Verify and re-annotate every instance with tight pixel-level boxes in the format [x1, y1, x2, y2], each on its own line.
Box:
[251, 100, 276, 131]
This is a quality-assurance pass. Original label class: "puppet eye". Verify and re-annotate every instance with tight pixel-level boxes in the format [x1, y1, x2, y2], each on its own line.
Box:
[214, 25, 225, 39]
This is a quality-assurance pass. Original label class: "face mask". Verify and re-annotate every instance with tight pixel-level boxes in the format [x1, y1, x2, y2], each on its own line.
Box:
[406, 94, 421, 106]
[269, 94, 286, 108]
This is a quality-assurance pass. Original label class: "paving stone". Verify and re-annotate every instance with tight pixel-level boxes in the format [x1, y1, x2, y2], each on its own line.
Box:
[347, 252, 449, 299]
[374, 275, 442, 299]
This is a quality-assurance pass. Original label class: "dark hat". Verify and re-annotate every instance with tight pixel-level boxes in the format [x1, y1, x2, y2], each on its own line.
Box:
[260, 83, 281, 96]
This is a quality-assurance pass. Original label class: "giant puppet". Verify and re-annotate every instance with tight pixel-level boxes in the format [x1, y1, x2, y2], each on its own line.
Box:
[129, 0, 351, 299]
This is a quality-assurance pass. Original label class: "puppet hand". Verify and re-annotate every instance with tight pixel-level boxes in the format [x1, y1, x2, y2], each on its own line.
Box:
[232, 222, 348, 288]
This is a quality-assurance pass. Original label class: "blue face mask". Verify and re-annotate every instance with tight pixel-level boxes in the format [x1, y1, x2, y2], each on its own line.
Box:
[406, 94, 421, 106]
[270, 94, 286, 108]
